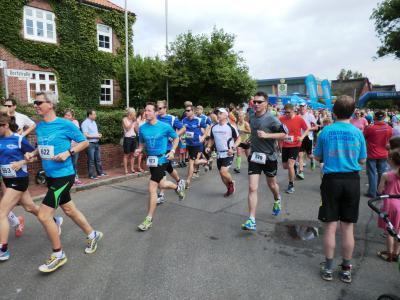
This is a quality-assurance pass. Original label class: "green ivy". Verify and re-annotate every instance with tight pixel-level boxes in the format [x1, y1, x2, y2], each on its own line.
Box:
[0, 0, 135, 108]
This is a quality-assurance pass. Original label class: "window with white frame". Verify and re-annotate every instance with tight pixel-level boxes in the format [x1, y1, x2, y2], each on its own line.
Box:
[97, 24, 113, 52]
[23, 6, 56, 43]
[27, 71, 57, 102]
[100, 79, 113, 105]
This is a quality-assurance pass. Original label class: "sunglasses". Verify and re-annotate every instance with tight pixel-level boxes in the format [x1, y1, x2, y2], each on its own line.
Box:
[33, 100, 47, 106]
[0, 123, 6, 127]
[185, 109, 192, 112]
[4, 105, 13, 108]
[158, 107, 165, 110]
[253, 101, 265, 104]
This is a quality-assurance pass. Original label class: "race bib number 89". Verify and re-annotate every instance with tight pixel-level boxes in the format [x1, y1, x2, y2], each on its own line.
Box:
[0, 164, 16, 178]
[38, 145, 55, 160]
[250, 152, 267, 164]
[146, 156, 159, 167]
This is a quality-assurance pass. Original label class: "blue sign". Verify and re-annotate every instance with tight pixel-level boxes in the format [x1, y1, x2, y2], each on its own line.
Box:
[305, 74, 318, 103]
[321, 79, 332, 109]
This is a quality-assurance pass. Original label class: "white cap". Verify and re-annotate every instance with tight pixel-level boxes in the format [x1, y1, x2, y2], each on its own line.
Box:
[299, 102, 307, 106]
[217, 108, 228, 114]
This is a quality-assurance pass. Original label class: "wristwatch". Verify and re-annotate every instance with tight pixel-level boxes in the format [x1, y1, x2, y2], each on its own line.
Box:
[68, 149, 75, 156]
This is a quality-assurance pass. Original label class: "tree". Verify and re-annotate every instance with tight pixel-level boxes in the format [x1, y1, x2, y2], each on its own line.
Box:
[167, 28, 256, 107]
[337, 68, 364, 80]
[371, 0, 400, 59]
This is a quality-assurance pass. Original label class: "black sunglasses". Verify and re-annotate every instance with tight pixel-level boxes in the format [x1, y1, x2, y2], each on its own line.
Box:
[253, 100, 265, 104]
[0, 123, 6, 127]
[33, 100, 47, 106]
[158, 107, 165, 110]
[4, 105, 13, 107]
[185, 109, 192, 112]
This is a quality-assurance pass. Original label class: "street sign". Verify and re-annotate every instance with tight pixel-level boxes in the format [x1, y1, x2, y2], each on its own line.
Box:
[277, 83, 287, 96]
[6, 69, 31, 79]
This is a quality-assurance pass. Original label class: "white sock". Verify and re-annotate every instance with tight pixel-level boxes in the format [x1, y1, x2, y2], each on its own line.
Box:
[8, 212, 19, 227]
[88, 231, 96, 239]
[52, 250, 63, 258]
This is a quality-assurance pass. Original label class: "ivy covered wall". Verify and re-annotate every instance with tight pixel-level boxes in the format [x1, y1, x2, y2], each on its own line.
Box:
[0, 0, 135, 108]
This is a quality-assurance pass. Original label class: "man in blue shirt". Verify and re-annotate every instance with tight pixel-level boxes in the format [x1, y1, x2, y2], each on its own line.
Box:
[25, 91, 103, 273]
[135, 102, 185, 231]
[182, 105, 209, 188]
[314, 95, 367, 284]
[156, 100, 186, 204]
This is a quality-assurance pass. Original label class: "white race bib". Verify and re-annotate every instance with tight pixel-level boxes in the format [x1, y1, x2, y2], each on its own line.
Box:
[250, 152, 267, 164]
[186, 131, 194, 139]
[146, 156, 159, 167]
[284, 135, 294, 143]
[38, 145, 55, 160]
[0, 164, 17, 178]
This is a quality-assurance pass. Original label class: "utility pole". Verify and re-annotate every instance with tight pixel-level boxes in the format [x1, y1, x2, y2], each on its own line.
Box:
[125, 0, 129, 108]
[165, 0, 169, 107]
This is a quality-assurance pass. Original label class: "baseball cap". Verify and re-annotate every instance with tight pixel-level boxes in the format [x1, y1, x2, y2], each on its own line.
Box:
[299, 102, 307, 106]
[217, 108, 228, 114]
[375, 110, 385, 120]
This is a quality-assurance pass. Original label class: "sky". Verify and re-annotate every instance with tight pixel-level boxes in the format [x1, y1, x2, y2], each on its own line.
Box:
[112, 0, 400, 89]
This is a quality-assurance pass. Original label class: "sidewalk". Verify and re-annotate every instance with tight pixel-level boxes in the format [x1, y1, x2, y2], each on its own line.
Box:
[30, 167, 150, 201]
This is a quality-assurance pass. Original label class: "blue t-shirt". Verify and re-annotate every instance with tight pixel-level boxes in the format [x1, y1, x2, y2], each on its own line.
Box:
[198, 114, 212, 126]
[36, 117, 86, 178]
[139, 120, 178, 165]
[182, 117, 207, 146]
[0, 133, 35, 178]
[314, 122, 367, 174]
[157, 114, 183, 150]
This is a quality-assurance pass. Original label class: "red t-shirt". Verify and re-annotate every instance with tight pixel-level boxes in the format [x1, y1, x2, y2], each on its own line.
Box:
[363, 121, 392, 159]
[279, 115, 308, 148]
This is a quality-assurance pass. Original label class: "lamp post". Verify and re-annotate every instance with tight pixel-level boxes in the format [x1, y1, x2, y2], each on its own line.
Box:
[125, 0, 129, 108]
[165, 0, 169, 107]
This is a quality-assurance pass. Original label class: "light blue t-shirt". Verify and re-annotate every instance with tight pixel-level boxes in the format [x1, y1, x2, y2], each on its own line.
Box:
[314, 122, 367, 174]
[36, 117, 86, 178]
[139, 120, 178, 165]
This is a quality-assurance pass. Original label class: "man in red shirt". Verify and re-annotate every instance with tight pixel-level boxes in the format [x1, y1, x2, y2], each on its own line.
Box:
[364, 110, 393, 197]
[279, 104, 309, 194]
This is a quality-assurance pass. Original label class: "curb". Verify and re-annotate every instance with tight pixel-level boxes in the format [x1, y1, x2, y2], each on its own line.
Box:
[32, 171, 150, 202]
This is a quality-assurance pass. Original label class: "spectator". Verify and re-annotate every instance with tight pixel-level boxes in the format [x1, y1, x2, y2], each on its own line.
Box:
[364, 110, 393, 198]
[81, 110, 107, 180]
[136, 109, 146, 172]
[63, 108, 82, 185]
[122, 108, 138, 175]
[3, 98, 36, 136]
[350, 109, 368, 132]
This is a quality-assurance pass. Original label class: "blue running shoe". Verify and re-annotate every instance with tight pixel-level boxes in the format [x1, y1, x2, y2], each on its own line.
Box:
[0, 249, 10, 261]
[272, 200, 281, 216]
[241, 218, 256, 231]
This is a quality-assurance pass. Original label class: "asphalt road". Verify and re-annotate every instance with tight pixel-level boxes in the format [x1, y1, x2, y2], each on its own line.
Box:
[1, 161, 400, 300]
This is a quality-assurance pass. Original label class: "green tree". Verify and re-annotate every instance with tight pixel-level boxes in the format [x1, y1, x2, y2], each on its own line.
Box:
[337, 68, 364, 80]
[167, 28, 256, 107]
[371, 0, 400, 59]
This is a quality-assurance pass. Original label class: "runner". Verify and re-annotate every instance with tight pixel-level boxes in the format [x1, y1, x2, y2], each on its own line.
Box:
[205, 108, 240, 197]
[196, 105, 212, 173]
[182, 105, 209, 188]
[297, 102, 318, 179]
[135, 102, 185, 231]
[279, 104, 309, 194]
[241, 92, 287, 231]
[156, 100, 186, 205]
[234, 111, 251, 173]
[25, 91, 103, 273]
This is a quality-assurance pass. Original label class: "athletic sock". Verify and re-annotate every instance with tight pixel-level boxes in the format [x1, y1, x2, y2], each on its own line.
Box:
[341, 258, 351, 268]
[289, 181, 294, 187]
[236, 156, 242, 169]
[8, 212, 19, 227]
[325, 258, 334, 270]
[52, 248, 63, 258]
[0, 244, 8, 252]
[88, 231, 96, 239]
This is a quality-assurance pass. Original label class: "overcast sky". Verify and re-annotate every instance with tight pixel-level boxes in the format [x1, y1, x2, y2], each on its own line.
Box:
[113, 0, 400, 89]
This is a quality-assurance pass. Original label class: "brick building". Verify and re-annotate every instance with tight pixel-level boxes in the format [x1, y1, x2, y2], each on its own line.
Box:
[0, 0, 133, 106]
[331, 78, 372, 104]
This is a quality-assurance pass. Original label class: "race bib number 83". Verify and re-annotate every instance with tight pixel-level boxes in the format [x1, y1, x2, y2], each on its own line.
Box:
[0, 164, 16, 178]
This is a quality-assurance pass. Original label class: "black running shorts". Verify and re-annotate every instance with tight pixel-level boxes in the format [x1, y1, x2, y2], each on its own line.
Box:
[248, 157, 278, 178]
[187, 146, 202, 160]
[43, 175, 75, 209]
[239, 142, 250, 150]
[3, 177, 29, 192]
[318, 172, 360, 223]
[217, 157, 234, 170]
[282, 147, 300, 163]
[300, 136, 313, 155]
[150, 164, 168, 183]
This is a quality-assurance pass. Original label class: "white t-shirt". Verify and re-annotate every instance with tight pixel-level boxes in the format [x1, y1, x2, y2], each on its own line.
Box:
[210, 122, 239, 153]
[14, 112, 35, 131]
[300, 112, 316, 140]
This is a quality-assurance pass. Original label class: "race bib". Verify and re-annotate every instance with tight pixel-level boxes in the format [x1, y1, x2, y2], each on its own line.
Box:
[0, 164, 16, 178]
[284, 135, 294, 143]
[38, 145, 55, 160]
[186, 131, 194, 139]
[146, 156, 159, 167]
[250, 152, 267, 164]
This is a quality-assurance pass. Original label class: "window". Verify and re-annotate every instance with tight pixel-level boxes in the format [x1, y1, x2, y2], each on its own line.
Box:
[27, 71, 57, 102]
[97, 24, 113, 53]
[23, 6, 56, 43]
[100, 79, 113, 105]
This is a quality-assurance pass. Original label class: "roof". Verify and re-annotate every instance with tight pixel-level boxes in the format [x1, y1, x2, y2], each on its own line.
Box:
[257, 76, 308, 86]
[79, 0, 135, 15]
[331, 78, 371, 100]
[372, 84, 396, 92]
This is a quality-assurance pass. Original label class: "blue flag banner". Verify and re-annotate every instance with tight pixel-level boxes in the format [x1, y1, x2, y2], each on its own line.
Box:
[305, 74, 318, 103]
[321, 79, 332, 109]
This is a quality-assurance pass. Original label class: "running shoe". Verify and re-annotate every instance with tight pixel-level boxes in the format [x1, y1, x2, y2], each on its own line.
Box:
[54, 216, 64, 235]
[234, 168, 240, 173]
[241, 218, 256, 231]
[138, 216, 153, 231]
[157, 193, 166, 205]
[182, 161, 187, 167]
[320, 262, 333, 281]
[99, 173, 108, 177]
[339, 264, 352, 283]
[285, 185, 295, 194]
[178, 179, 186, 191]
[296, 171, 305, 180]
[89, 176, 98, 180]
[224, 181, 235, 197]
[0, 249, 10, 261]
[294, 162, 299, 175]
[311, 159, 316, 171]
[38, 252, 67, 273]
[85, 231, 104, 254]
[15, 216, 25, 238]
[193, 172, 199, 178]
[272, 200, 281, 216]
[175, 183, 186, 200]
